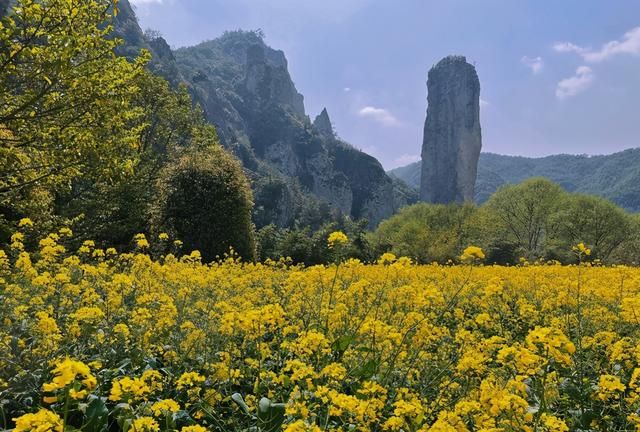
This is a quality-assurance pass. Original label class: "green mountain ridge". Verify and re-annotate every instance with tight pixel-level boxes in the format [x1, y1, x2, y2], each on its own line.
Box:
[389, 149, 640, 211]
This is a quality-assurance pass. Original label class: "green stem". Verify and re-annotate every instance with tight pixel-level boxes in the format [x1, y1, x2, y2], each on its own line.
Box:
[63, 388, 71, 430]
[0, 404, 7, 430]
[324, 262, 340, 334]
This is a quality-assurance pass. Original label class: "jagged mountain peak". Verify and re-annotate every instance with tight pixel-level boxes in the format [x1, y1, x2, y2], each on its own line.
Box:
[313, 108, 334, 139]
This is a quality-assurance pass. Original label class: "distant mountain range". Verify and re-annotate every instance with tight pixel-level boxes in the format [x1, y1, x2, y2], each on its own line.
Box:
[389, 149, 640, 211]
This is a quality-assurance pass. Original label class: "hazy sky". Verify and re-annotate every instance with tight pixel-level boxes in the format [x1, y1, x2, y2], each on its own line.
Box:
[130, 0, 640, 169]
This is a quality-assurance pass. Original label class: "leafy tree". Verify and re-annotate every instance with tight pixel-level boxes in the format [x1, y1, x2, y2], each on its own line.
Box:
[552, 194, 631, 261]
[484, 178, 565, 260]
[256, 224, 282, 261]
[256, 218, 372, 264]
[465, 206, 520, 264]
[153, 148, 256, 262]
[369, 203, 476, 263]
[276, 228, 314, 264]
[0, 0, 147, 231]
[56, 71, 220, 247]
[612, 214, 640, 265]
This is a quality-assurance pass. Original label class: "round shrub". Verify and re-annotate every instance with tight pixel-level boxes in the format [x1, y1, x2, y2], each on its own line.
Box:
[153, 147, 256, 262]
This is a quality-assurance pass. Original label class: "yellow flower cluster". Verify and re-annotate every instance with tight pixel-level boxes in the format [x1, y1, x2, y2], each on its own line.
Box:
[42, 358, 96, 401]
[5, 229, 640, 431]
[327, 231, 348, 248]
[573, 241, 592, 256]
[13, 409, 63, 432]
[460, 245, 485, 263]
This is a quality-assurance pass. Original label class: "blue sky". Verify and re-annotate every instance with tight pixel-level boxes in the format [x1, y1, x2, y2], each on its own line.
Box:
[130, 0, 640, 169]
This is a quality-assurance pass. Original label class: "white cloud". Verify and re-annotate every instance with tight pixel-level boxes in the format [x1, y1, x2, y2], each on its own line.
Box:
[520, 56, 543, 74]
[479, 98, 489, 108]
[391, 153, 420, 168]
[583, 27, 640, 62]
[357, 106, 401, 127]
[554, 27, 640, 63]
[552, 42, 588, 54]
[556, 66, 594, 100]
[343, 87, 351, 92]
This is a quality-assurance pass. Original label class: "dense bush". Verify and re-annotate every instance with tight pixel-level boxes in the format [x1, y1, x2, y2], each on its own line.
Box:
[256, 218, 371, 264]
[153, 148, 256, 262]
[369, 203, 475, 263]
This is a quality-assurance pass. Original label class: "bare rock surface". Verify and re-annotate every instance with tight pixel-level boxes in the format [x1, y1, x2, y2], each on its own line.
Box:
[420, 56, 482, 204]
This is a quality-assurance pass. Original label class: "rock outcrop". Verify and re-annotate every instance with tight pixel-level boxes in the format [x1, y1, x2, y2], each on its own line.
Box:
[169, 30, 408, 227]
[420, 55, 482, 204]
[313, 108, 335, 139]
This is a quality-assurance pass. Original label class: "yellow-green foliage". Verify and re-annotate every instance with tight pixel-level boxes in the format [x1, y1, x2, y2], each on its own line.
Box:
[3, 228, 640, 431]
[0, 0, 150, 244]
[0, 0, 148, 199]
[369, 203, 476, 264]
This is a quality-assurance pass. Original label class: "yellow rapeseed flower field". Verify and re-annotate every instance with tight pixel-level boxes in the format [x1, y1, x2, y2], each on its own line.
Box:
[3, 227, 640, 431]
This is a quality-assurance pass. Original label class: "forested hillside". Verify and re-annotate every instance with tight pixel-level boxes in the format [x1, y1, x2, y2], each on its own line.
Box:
[390, 149, 640, 211]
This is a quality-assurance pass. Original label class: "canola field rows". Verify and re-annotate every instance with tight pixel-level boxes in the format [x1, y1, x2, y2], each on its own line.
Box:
[3, 229, 640, 431]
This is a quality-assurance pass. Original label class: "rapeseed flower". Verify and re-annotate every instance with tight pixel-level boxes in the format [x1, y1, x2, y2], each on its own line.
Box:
[4, 228, 640, 431]
[327, 231, 348, 248]
[13, 409, 63, 432]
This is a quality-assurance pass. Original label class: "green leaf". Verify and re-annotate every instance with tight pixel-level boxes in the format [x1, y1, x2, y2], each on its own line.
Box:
[355, 359, 378, 380]
[83, 396, 109, 432]
[332, 334, 356, 353]
[257, 398, 285, 432]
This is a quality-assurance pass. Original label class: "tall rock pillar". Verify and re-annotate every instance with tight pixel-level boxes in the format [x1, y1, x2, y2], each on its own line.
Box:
[420, 56, 482, 204]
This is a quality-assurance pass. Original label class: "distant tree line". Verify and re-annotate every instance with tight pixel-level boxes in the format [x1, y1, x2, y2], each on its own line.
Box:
[367, 177, 640, 265]
[256, 177, 640, 266]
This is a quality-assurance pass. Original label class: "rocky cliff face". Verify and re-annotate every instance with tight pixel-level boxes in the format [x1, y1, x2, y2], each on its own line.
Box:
[420, 56, 482, 204]
[170, 30, 405, 227]
[313, 108, 335, 139]
[109, 1, 408, 227]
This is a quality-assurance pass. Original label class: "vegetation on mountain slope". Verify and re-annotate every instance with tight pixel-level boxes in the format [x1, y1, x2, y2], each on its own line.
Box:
[168, 30, 408, 228]
[390, 149, 640, 211]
